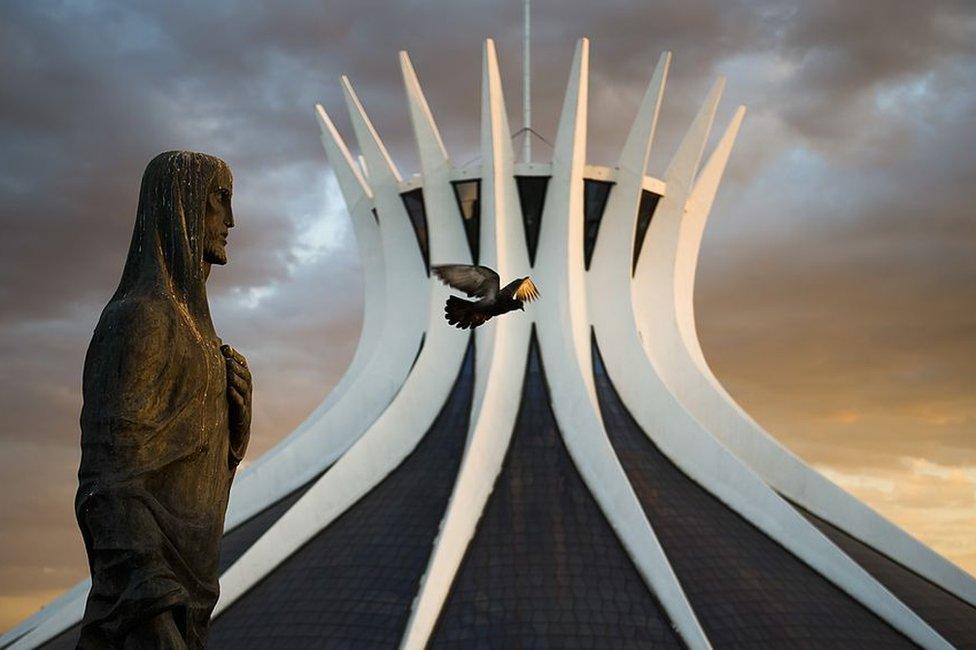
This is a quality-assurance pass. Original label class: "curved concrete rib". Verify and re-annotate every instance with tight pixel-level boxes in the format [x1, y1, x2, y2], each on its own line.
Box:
[589, 48, 669, 321]
[213, 324, 469, 618]
[534, 40, 711, 650]
[13, 40, 970, 650]
[399, 51, 471, 270]
[305, 107, 385, 414]
[598, 88, 950, 648]
[400, 40, 532, 650]
[645, 102, 976, 608]
[221, 105, 396, 532]
[221, 83, 429, 532]
[213, 68, 472, 618]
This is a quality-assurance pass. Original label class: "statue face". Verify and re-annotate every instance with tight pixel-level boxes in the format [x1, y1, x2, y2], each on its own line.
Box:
[204, 169, 234, 265]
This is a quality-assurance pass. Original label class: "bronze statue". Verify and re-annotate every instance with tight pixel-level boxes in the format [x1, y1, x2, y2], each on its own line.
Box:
[76, 151, 252, 649]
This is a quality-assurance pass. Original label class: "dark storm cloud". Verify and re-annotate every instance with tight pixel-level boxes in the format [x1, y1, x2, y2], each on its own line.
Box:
[1, 0, 974, 629]
[776, 0, 976, 142]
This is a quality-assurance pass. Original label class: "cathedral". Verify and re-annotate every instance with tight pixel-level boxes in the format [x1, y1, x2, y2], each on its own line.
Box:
[7, 37, 975, 650]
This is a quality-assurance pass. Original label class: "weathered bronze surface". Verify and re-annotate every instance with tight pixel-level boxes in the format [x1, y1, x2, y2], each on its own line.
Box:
[76, 151, 251, 649]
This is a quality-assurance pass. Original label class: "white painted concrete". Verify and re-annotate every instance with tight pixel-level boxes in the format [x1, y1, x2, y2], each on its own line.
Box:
[533, 40, 711, 650]
[226, 79, 440, 529]
[222, 76, 434, 531]
[306, 107, 385, 416]
[211, 62, 472, 621]
[638, 93, 976, 607]
[602, 84, 949, 648]
[13, 39, 972, 650]
[400, 40, 533, 650]
[213, 317, 469, 618]
[220, 103, 403, 532]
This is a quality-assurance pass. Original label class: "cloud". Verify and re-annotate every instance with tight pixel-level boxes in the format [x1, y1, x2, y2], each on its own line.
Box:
[816, 458, 976, 571]
[1, 0, 974, 630]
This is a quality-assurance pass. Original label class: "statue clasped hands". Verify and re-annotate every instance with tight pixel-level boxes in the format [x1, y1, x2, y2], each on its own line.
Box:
[221, 344, 252, 466]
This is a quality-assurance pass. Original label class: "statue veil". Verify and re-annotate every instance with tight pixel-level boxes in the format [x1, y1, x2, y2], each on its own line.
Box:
[113, 150, 230, 337]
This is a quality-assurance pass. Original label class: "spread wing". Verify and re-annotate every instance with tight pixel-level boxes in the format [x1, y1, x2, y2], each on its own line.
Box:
[432, 264, 500, 299]
[512, 277, 540, 302]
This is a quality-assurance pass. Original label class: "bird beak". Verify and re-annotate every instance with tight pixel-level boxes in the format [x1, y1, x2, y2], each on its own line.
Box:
[520, 305, 525, 311]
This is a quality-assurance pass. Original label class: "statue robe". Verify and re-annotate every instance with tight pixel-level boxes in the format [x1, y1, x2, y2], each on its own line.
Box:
[76, 152, 247, 648]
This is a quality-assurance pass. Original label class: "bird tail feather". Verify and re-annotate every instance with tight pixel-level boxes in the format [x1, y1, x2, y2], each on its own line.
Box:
[444, 296, 489, 330]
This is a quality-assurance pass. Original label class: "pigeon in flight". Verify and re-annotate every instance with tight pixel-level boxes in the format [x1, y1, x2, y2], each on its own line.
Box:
[432, 264, 540, 330]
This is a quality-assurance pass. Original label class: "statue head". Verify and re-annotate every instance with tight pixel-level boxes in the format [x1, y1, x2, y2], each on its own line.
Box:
[203, 163, 234, 266]
[114, 151, 234, 332]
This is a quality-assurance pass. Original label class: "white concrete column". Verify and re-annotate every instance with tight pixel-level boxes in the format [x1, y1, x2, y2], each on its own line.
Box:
[533, 39, 712, 650]
[400, 39, 533, 650]
[642, 94, 976, 606]
[211, 74, 470, 620]
[594, 83, 949, 648]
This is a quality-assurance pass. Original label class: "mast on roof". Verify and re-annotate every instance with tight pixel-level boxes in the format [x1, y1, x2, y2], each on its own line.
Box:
[522, 0, 531, 163]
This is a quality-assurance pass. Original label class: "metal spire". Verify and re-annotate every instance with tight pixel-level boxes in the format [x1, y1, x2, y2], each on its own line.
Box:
[522, 0, 531, 163]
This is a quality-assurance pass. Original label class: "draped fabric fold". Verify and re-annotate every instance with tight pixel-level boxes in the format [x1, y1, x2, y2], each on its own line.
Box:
[76, 151, 244, 648]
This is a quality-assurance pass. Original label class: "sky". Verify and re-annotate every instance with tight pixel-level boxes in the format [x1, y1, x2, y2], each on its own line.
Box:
[1, 0, 974, 632]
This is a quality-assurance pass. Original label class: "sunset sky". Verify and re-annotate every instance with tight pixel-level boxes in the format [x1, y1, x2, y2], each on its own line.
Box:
[1, 0, 974, 632]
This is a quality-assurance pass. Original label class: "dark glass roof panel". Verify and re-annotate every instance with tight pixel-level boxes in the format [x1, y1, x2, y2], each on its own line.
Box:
[207, 339, 475, 648]
[401, 188, 430, 274]
[632, 190, 661, 274]
[591, 335, 913, 647]
[219, 476, 320, 573]
[451, 180, 480, 265]
[583, 180, 614, 270]
[430, 331, 682, 648]
[515, 176, 549, 267]
[796, 504, 976, 648]
[35, 625, 79, 650]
